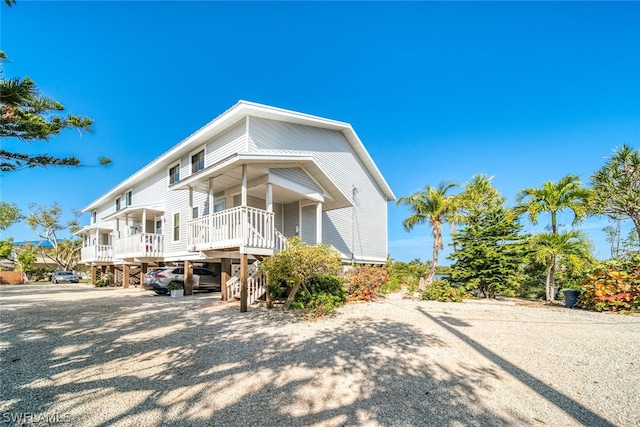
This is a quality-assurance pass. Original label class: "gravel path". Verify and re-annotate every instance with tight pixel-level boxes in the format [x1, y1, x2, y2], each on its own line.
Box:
[1, 284, 639, 426]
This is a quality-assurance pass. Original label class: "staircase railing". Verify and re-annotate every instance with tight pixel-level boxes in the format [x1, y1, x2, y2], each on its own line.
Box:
[225, 261, 267, 305]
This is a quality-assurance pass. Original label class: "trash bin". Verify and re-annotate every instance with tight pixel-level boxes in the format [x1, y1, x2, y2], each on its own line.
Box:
[563, 289, 582, 308]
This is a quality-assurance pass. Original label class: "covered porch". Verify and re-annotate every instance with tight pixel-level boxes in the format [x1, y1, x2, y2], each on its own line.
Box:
[103, 204, 165, 261]
[174, 153, 352, 256]
[188, 205, 287, 255]
[76, 225, 113, 264]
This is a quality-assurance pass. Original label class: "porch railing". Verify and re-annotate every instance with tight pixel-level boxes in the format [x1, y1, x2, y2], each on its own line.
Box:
[81, 244, 113, 262]
[188, 206, 276, 252]
[113, 233, 163, 258]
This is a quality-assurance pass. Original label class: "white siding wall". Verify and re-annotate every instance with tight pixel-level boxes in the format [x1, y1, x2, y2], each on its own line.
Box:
[163, 122, 248, 257]
[273, 203, 284, 233]
[300, 205, 317, 245]
[92, 170, 167, 234]
[283, 202, 299, 238]
[270, 168, 322, 194]
[232, 195, 266, 209]
[249, 117, 388, 261]
[204, 122, 247, 170]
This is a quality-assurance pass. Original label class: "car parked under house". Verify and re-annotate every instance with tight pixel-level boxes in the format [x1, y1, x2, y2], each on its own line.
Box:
[75, 101, 395, 307]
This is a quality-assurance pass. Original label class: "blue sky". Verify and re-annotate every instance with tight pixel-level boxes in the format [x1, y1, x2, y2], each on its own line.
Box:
[1, 1, 639, 263]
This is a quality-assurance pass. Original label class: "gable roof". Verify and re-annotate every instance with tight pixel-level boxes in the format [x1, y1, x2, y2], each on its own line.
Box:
[83, 101, 395, 212]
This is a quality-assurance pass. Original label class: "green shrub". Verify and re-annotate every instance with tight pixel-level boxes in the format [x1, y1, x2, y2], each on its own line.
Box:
[579, 258, 640, 313]
[421, 279, 468, 302]
[290, 275, 346, 317]
[94, 279, 108, 288]
[28, 268, 55, 282]
[380, 277, 403, 294]
[167, 281, 184, 291]
[345, 266, 389, 301]
[259, 237, 342, 311]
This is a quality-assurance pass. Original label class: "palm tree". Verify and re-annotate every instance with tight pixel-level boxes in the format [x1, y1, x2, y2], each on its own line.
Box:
[591, 144, 640, 240]
[513, 174, 592, 294]
[396, 182, 458, 288]
[532, 231, 593, 301]
[513, 174, 592, 234]
[452, 174, 503, 226]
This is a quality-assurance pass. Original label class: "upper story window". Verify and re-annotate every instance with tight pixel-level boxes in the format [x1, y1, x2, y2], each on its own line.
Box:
[115, 197, 121, 211]
[125, 190, 132, 207]
[91, 211, 97, 224]
[191, 150, 205, 174]
[173, 213, 180, 242]
[169, 164, 180, 184]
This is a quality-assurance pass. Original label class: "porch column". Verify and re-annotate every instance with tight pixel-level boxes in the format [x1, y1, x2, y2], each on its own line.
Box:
[221, 258, 231, 301]
[240, 254, 248, 312]
[209, 177, 214, 245]
[189, 187, 194, 217]
[142, 209, 147, 233]
[184, 260, 193, 295]
[109, 265, 115, 284]
[241, 165, 248, 249]
[316, 202, 323, 244]
[266, 183, 273, 213]
[241, 165, 247, 206]
[91, 265, 97, 285]
[123, 264, 130, 289]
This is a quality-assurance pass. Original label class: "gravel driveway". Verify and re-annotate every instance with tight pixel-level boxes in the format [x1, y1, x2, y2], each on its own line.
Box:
[1, 284, 638, 426]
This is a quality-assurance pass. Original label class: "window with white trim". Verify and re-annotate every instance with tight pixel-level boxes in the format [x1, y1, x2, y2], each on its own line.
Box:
[173, 213, 180, 241]
[169, 164, 180, 184]
[125, 190, 132, 207]
[115, 198, 121, 211]
[191, 150, 205, 174]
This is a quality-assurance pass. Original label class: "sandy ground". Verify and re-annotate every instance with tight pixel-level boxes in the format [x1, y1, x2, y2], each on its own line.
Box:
[1, 284, 639, 427]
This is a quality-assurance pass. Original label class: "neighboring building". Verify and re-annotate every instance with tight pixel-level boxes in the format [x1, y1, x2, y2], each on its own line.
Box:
[5, 241, 58, 271]
[76, 101, 395, 304]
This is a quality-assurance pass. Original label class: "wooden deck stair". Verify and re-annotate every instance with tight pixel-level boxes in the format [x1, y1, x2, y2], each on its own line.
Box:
[225, 261, 267, 305]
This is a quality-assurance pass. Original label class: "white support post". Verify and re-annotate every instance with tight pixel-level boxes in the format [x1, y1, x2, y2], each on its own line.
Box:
[316, 202, 323, 244]
[208, 177, 214, 245]
[241, 165, 248, 250]
[241, 165, 247, 207]
[266, 182, 273, 213]
[142, 209, 147, 233]
[188, 187, 194, 218]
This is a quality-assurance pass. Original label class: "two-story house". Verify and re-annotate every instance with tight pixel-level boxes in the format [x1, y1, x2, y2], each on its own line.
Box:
[76, 101, 395, 306]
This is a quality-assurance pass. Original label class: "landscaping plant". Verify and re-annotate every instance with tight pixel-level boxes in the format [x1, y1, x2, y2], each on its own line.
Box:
[579, 256, 640, 313]
[345, 265, 389, 301]
[291, 275, 347, 318]
[421, 279, 468, 302]
[259, 237, 342, 310]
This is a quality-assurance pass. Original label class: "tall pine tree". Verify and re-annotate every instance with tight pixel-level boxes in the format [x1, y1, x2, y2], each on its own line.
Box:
[450, 179, 528, 298]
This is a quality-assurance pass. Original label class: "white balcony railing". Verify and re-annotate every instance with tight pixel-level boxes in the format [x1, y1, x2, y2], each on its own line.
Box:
[113, 233, 163, 259]
[80, 245, 113, 262]
[188, 206, 277, 252]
